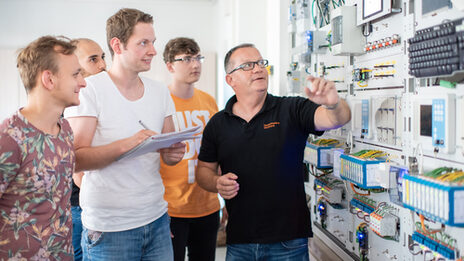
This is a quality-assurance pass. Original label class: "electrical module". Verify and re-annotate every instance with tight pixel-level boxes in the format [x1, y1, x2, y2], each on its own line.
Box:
[340, 150, 387, 188]
[403, 168, 464, 226]
[304, 139, 343, 168]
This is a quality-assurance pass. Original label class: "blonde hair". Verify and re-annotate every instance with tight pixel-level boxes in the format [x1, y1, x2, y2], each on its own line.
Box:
[17, 35, 75, 92]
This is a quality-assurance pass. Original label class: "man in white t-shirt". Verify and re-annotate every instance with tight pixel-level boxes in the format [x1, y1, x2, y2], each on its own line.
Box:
[65, 8, 185, 261]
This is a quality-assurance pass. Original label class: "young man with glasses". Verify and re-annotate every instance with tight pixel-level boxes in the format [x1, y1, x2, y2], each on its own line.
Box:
[196, 43, 351, 260]
[65, 8, 185, 261]
[160, 37, 220, 261]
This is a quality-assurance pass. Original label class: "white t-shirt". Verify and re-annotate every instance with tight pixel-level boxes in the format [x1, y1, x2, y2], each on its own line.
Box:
[65, 71, 175, 232]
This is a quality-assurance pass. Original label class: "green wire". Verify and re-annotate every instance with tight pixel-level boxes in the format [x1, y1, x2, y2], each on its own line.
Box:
[311, 0, 317, 26]
[423, 167, 456, 178]
[352, 150, 369, 157]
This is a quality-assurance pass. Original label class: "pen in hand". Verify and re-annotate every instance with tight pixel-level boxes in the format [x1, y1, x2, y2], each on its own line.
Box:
[139, 120, 150, 130]
[138, 120, 156, 141]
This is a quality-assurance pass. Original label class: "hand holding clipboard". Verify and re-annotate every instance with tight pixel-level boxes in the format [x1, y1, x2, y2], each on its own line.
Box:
[117, 125, 202, 161]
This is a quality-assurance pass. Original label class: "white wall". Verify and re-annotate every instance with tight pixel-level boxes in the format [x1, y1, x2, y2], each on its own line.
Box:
[0, 0, 287, 117]
[0, 0, 218, 119]
[0, 49, 27, 121]
[267, 0, 291, 96]
[213, 0, 289, 107]
[0, 0, 217, 50]
[213, 0, 269, 108]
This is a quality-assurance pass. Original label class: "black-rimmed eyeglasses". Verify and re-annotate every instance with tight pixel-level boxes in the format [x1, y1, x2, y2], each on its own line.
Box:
[173, 56, 205, 64]
[228, 59, 268, 74]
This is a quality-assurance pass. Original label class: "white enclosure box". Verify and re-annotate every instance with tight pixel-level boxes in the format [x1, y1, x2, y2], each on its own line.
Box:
[411, 89, 456, 154]
[331, 5, 366, 56]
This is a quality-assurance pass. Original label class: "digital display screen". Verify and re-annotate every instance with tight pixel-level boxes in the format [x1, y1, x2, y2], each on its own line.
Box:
[420, 105, 432, 137]
[363, 0, 383, 19]
[422, 0, 450, 15]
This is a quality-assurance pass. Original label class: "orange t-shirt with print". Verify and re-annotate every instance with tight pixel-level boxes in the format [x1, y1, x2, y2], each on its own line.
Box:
[160, 88, 220, 218]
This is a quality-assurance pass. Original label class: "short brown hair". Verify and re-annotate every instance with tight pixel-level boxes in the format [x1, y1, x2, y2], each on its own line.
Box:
[163, 37, 200, 63]
[17, 35, 76, 92]
[106, 8, 153, 57]
[224, 43, 255, 73]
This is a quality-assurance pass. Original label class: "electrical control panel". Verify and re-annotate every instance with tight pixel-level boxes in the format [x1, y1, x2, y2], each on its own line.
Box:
[411, 89, 456, 154]
[288, 0, 464, 260]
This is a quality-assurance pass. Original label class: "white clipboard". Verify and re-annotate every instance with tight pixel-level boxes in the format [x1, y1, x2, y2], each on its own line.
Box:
[117, 125, 202, 161]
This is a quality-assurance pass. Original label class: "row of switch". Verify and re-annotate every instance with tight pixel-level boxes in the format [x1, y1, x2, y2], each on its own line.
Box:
[365, 34, 400, 52]
[409, 57, 460, 69]
[409, 37, 457, 53]
[409, 64, 460, 78]
[409, 44, 456, 59]
[408, 22, 456, 44]
[408, 18, 464, 77]
[410, 50, 458, 64]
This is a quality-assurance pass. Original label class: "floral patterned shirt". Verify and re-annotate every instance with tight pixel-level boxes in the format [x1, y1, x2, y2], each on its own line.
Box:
[0, 111, 74, 261]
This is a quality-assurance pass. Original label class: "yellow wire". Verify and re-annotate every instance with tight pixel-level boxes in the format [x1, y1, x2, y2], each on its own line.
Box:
[357, 150, 386, 160]
[360, 150, 382, 158]
[357, 81, 368, 88]
[442, 172, 464, 182]
[431, 170, 464, 182]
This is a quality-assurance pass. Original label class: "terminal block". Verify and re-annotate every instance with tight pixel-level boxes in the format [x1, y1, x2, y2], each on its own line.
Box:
[369, 206, 399, 237]
[340, 151, 386, 189]
[304, 140, 342, 169]
[403, 168, 464, 226]
[412, 231, 456, 260]
[351, 195, 376, 215]
[314, 176, 344, 204]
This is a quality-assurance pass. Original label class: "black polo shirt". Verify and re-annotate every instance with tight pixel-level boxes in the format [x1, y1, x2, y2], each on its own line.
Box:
[198, 93, 323, 244]
[71, 181, 79, 207]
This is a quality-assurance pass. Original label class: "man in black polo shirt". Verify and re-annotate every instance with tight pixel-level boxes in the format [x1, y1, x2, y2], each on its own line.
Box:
[196, 43, 351, 261]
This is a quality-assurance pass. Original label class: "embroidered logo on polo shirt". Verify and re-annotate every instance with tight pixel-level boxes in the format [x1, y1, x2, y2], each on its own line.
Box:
[264, 122, 280, 129]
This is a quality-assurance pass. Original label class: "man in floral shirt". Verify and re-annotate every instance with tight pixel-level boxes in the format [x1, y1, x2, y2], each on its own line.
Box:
[0, 36, 86, 260]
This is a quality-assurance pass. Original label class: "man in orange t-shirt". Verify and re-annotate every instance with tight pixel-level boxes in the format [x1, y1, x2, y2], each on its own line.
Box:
[160, 37, 220, 261]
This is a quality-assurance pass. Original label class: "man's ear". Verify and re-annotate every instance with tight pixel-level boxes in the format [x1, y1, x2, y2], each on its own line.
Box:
[166, 62, 175, 73]
[225, 74, 234, 87]
[40, 70, 54, 91]
[110, 37, 122, 55]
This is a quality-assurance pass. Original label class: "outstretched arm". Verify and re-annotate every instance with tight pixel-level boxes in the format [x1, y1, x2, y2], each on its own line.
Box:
[304, 76, 351, 131]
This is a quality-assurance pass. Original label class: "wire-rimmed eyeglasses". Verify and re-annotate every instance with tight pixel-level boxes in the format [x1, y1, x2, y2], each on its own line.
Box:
[228, 59, 268, 74]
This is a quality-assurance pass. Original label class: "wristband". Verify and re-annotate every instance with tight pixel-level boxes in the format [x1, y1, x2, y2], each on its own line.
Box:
[322, 99, 340, 110]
